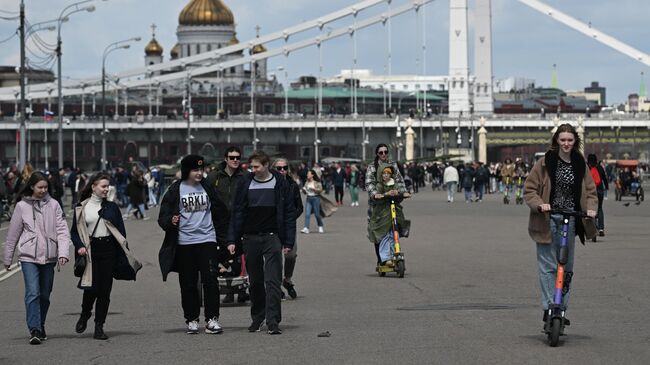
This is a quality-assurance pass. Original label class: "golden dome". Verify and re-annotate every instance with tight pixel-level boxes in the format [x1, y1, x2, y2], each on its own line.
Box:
[145, 38, 163, 56]
[251, 43, 266, 55]
[179, 0, 234, 26]
[170, 43, 180, 59]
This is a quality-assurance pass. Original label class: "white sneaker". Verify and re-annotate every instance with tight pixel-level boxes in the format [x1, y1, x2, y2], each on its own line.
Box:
[318, 226, 324, 234]
[205, 317, 223, 334]
[186, 320, 199, 334]
[301, 227, 310, 234]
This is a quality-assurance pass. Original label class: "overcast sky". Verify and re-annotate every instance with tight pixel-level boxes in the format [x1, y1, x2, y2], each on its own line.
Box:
[0, 0, 647, 104]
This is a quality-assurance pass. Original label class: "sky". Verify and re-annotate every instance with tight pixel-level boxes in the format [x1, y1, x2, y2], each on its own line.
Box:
[0, 0, 648, 104]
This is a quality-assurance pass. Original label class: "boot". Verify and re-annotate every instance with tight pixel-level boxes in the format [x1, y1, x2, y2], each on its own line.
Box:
[75, 312, 92, 334]
[93, 323, 108, 340]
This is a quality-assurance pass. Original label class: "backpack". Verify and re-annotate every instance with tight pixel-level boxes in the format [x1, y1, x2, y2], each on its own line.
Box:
[590, 167, 602, 187]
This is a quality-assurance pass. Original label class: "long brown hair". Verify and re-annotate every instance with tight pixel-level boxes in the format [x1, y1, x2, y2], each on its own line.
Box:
[79, 173, 111, 202]
[551, 123, 582, 153]
[16, 171, 49, 203]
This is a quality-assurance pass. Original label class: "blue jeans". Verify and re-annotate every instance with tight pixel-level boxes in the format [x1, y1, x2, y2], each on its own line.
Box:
[446, 182, 457, 202]
[304, 196, 323, 229]
[127, 203, 146, 218]
[21, 262, 56, 332]
[536, 215, 575, 310]
[463, 187, 472, 202]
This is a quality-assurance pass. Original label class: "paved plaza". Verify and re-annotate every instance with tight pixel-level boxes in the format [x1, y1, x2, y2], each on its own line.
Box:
[1, 189, 649, 364]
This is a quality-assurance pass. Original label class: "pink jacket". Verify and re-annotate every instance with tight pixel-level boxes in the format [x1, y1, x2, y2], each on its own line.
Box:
[3, 195, 71, 266]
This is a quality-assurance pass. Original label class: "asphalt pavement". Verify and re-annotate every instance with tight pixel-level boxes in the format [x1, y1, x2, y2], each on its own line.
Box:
[1, 188, 649, 364]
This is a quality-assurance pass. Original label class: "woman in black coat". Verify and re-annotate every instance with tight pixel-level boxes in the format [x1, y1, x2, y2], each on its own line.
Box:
[71, 173, 141, 340]
[126, 171, 146, 219]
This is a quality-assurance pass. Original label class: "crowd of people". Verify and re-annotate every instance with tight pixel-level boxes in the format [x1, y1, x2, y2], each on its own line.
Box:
[0, 121, 645, 345]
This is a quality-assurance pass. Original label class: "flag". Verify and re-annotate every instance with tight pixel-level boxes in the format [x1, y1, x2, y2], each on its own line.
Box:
[44, 109, 55, 121]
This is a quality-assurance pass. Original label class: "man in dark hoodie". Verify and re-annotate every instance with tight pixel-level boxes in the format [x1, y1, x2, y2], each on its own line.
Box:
[205, 146, 246, 304]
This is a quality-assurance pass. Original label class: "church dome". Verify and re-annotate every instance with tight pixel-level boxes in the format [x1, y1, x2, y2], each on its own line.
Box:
[145, 38, 163, 56]
[170, 43, 180, 59]
[179, 0, 234, 26]
[251, 43, 266, 55]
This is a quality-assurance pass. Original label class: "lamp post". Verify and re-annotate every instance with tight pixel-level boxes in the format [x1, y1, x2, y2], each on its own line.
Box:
[101, 36, 140, 171]
[56, 0, 101, 169]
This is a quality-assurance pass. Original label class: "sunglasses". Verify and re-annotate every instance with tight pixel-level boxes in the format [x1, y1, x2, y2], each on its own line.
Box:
[227, 156, 241, 161]
[377, 150, 389, 155]
[275, 166, 289, 171]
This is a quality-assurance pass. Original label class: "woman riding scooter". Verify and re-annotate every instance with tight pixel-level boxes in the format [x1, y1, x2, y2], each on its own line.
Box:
[367, 165, 410, 266]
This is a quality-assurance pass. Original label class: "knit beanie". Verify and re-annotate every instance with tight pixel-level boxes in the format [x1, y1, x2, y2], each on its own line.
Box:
[180, 154, 205, 180]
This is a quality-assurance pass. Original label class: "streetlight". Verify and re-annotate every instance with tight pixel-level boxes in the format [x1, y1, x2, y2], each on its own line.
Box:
[101, 36, 140, 171]
[56, 0, 104, 169]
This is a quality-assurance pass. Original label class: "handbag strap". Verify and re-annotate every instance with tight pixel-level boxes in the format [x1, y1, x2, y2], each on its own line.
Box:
[89, 212, 102, 238]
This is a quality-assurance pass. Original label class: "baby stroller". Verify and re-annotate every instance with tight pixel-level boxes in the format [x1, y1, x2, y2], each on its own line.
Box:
[217, 253, 250, 304]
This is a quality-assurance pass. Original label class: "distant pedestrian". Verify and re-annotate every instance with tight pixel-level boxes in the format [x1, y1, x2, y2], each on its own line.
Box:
[71, 173, 141, 340]
[332, 162, 346, 206]
[349, 164, 360, 206]
[301, 169, 324, 234]
[462, 163, 475, 203]
[443, 163, 459, 203]
[227, 150, 296, 335]
[126, 171, 146, 219]
[158, 155, 229, 335]
[4, 172, 71, 345]
[587, 154, 608, 237]
[272, 158, 304, 299]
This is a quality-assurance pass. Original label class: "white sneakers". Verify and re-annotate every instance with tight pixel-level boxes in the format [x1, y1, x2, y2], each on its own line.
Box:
[186, 320, 199, 334]
[205, 317, 223, 334]
[350, 202, 360, 206]
[302, 227, 324, 233]
[187, 318, 223, 334]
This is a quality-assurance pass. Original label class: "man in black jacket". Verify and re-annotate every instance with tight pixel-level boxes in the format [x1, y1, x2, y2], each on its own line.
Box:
[226, 151, 296, 335]
[205, 146, 246, 304]
[272, 158, 304, 299]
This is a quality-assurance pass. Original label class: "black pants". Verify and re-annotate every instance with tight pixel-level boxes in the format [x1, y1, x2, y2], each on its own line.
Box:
[243, 233, 282, 326]
[283, 240, 297, 281]
[82, 236, 117, 324]
[176, 242, 220, 322]
[335, 185, 344, 203]
[412, 179, 419, 193]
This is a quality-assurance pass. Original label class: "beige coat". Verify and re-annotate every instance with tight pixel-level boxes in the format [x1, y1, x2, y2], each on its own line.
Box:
[524, 151, 598, 244]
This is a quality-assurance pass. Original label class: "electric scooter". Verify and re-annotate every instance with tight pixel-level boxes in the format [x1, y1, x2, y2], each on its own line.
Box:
[515, 177, 525, 205]
[376, 193, 410, 278]
[503, 177, 511, 204]
[543, 208, 588, 347]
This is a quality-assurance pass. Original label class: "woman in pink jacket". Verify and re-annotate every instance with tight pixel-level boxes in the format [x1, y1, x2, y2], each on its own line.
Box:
[3, 172, 71, 345]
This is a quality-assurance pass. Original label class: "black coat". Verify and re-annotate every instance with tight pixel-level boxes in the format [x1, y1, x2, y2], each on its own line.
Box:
[157, 179, 229, 281]
[70, 200, 135, 286]
[287, 175, 304, 218]
[127, 179, 145, 205]
[227, 170, 296, 248]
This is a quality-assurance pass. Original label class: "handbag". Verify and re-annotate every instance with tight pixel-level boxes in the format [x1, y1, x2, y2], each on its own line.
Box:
[74, 216, 101, 278]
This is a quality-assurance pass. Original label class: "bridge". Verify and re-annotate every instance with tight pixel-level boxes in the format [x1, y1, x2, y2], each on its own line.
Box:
[0, 0, 648, 169]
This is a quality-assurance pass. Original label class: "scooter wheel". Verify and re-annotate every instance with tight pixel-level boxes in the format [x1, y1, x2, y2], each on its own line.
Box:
[395, 261, 405, 278]
[548, 318, 562, 347]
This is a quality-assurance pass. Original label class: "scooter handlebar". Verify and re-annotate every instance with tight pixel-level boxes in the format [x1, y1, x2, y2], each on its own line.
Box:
[539, 207, 589, 217]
